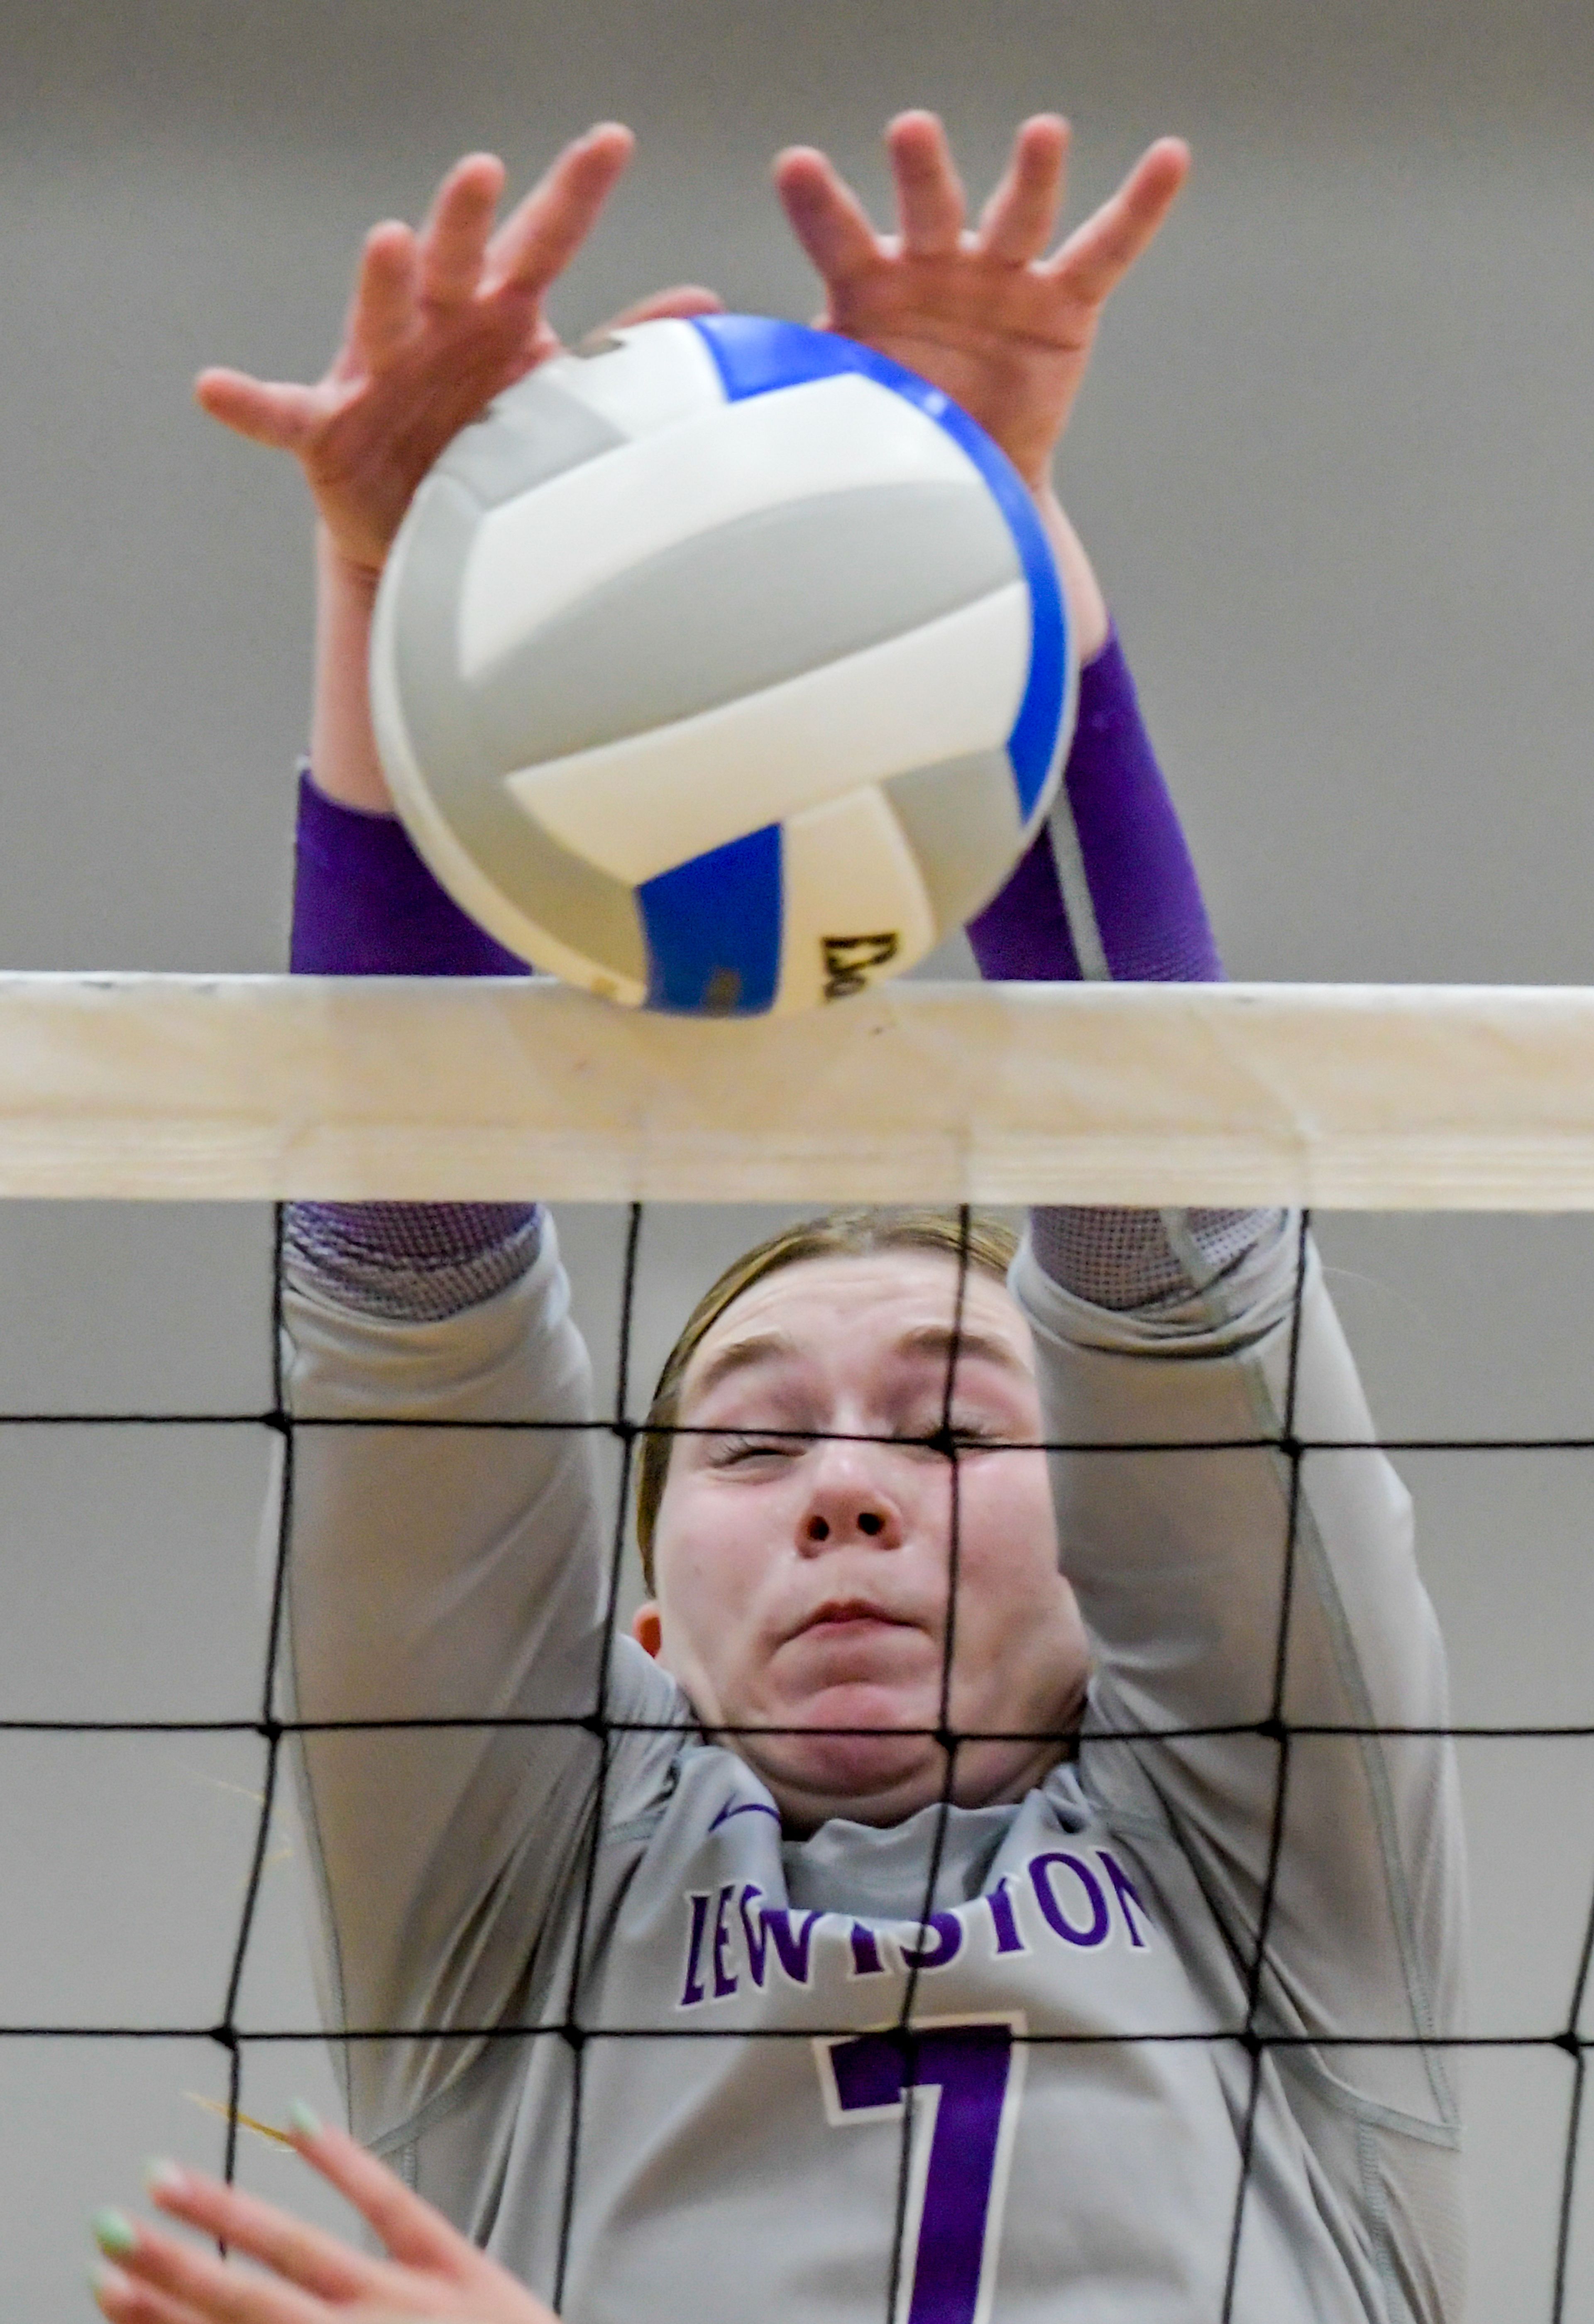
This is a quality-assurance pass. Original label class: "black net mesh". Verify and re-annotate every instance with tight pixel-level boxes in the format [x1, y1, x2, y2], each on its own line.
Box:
[6, 1199, 1593, 2319]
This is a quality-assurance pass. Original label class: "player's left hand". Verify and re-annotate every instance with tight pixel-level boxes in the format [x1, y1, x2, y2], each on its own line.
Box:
[775, 112, 1190, 492]
[89, 2109, 558, 2324]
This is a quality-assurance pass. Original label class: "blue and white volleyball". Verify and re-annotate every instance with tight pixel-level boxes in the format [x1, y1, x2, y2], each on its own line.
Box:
[371, 314, 1075, 1016]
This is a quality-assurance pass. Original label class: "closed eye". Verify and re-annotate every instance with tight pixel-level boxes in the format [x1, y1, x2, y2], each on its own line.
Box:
[705, 1432, 804, 1469]
[893, 1408, 1012, 1452]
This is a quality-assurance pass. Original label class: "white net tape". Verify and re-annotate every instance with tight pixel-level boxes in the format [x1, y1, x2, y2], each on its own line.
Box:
[3, 975, 1594, 1206]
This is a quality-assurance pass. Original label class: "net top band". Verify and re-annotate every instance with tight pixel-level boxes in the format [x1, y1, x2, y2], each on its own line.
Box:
[1, 974, 1591, 1208]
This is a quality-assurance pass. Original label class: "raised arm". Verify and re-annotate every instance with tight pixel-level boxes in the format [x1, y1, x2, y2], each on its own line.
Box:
[200, 138, 704, 2148]
[206, 134, 724, 1308]
[773, 113, 1257, 1306]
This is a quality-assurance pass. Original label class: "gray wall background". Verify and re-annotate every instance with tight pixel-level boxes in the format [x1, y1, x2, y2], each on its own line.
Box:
[2, 1, 1592, 2313]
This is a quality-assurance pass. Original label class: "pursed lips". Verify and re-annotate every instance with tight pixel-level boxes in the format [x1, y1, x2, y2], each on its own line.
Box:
[786, 1598, 922, 1642]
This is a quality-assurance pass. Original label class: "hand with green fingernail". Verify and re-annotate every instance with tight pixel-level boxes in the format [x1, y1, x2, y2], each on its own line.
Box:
[88, 2107, 560, 2322]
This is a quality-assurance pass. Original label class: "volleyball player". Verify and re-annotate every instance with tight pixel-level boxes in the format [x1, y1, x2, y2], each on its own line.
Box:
[95, 115, 1465, 2324]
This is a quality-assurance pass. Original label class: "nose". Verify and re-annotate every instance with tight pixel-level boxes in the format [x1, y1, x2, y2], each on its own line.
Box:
[797, 1457, 904, 1554]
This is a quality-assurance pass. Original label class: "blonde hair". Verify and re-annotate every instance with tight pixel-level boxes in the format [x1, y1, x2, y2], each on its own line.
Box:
[634, 1207, 1019, 1592]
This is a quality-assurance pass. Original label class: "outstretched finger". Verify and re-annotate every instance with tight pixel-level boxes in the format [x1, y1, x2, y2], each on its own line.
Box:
[887, 110, 966, 257]
[484, 122, 635, 298]
[193, 368, 318, 453]
[90, 2214, 327, 2324]
[418, 152, 505, 308]
[93, 2257, 207, 2324]
[773, 147, 879, 288]
[977, 114, 1070, 265]
[1041, 135, 1190, 308]
[144, 2160, 371, 2303]
[288, 2107, 487, 2280]
[348, 220, 420, 372]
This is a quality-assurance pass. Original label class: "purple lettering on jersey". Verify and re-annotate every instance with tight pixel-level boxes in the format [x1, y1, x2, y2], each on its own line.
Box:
[739, 1884, 772, 1988]
[711, 1884, 740, 1999]
[849, 1921, 887, 1977]
[1098, 1850, 1151, 1949]
[985, 1878, 1028, 1957]
[678, 1892, 711, 2008]
[737, 1889, 822, 1989]
[762, 1906, 824, 1987]
[1029, 1852, 1110, 1948]
[897, 1911, 966, 1972]
[819, 2019, 1024, 2324]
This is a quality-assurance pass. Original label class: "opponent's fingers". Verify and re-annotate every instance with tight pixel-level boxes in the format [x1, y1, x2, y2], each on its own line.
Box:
[289, 2111, 484, 2279]
[348, 220, 421, 371]
[90, 2217, 328, 2324]
[484, 122, 635, 297]
[418, 152, 506, 308]
[582, 283, 725, 343]
[193, 369, 319, 453]
[1040, 135, 1190, 309]
[886, 110, 967, 257]
[145, 2161, 371, 2303]
[772, 147, 880, 287]
[92, 2257, 209, 2324]
[976, 114, 1070, 265]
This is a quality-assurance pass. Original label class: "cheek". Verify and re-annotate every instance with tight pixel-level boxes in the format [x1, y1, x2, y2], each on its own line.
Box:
[653, 1476, 782, 1626]
[948, 1454, 1060, 1598]
[946, 1460, 1083, 1713]
[969, 1444, 1055, 1526]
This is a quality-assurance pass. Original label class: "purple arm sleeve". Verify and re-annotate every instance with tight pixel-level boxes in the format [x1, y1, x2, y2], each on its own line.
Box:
[287, 770, 541, 1319]
[966, 628, 1221, 987]
[290, 769, 532, 979]
[966, 632, 1272, 1312]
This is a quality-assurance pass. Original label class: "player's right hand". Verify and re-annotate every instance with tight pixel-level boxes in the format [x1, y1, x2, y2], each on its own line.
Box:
[196, 128, 721, 580]
[90, 2108, 560, 2324]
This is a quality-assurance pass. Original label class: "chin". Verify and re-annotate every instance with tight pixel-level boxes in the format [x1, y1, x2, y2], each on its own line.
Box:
[746, 1684, 944, 1822]
[765, 1748, 946, 1832]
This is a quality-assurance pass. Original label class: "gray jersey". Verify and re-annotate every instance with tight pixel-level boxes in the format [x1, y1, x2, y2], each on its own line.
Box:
[281, 1213, 1465, 2324]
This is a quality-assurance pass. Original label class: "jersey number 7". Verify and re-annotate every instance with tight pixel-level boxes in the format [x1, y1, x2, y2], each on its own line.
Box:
[815, 2015, 1027, 2324]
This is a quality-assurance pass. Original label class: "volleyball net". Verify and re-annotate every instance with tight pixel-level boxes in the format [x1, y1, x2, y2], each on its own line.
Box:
[6, 973, 1594, 2318]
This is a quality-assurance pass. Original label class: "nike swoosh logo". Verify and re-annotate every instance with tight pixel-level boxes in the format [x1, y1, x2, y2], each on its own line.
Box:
[708, 1798, 782, 1832]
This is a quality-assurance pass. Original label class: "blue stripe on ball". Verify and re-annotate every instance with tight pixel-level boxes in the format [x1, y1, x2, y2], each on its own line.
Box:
[639, 822, 784, 1014]
[689, 315, 1068, 824]
[925, 400, 1067, 824]
[689, 314, 866, 398]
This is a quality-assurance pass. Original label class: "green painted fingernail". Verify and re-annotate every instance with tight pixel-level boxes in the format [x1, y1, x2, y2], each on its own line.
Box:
[91, 2210, 136, 2258]
[288, 2099, 323, 2137]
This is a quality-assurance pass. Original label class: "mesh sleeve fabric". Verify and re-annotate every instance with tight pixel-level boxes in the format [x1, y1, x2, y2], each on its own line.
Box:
[968, 628, 1276, 1313]
[288, 767, 542, 1319]
[282, 1200, 544, 1324]
[1029, 1201, 1279, 1314]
